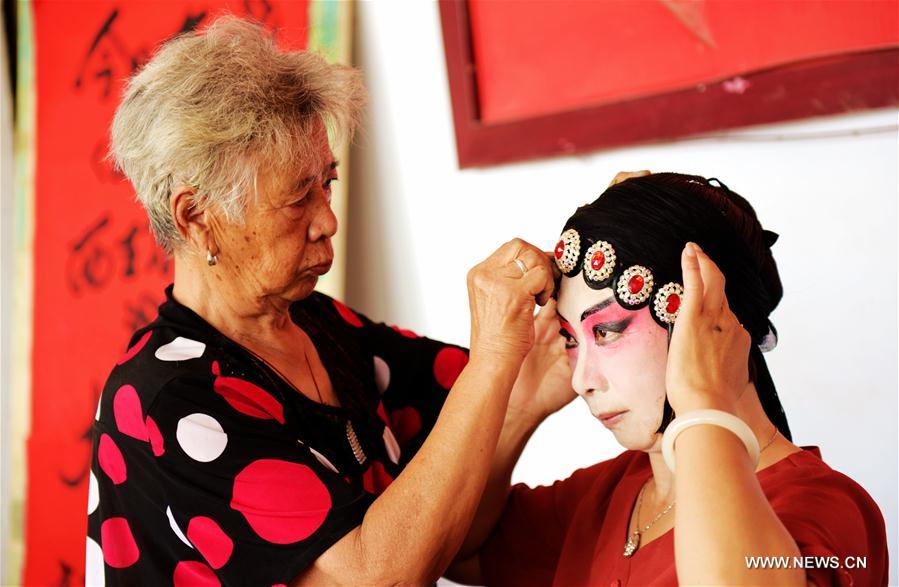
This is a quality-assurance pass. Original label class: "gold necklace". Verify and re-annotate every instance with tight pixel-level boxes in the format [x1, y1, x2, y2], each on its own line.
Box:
[761, 425, 779, 452]
[624, 426, 777, 557]
[622, 426, 779, 557]
[623, 482, 674, 558]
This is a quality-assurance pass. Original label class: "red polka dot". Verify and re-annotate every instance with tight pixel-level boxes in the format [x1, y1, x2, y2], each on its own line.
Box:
[173, 561, 220, 587]
[333, 299, 363, 327]
[376, 401, 389, 424]
[146, 415, 165, 456]
[98, 433, 127, 485]
[113, 385, 148, 441]
[433, 347, 469, 390]
[362, 460, 394, 495]
[117, 331, 152, 365]
[390, 325, 419, 338]
[187, 516, 233, 570]
[231, 459, 331, 544]
[101, 517, 139, 568]
[389, 407, 422, 445]
[213, 369, 284, 424]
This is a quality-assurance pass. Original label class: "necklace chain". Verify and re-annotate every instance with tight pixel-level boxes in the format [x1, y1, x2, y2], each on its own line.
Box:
[761, 425, 779, 452]
[242, 340, 325, 404]
[623, 481, 673, 557]
[634, 483, 675, 535]
[622, 424, 780, 557]
[300, 345, 325, 404]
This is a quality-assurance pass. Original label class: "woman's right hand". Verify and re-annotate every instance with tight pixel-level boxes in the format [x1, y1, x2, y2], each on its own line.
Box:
[467, 238, 555, 364]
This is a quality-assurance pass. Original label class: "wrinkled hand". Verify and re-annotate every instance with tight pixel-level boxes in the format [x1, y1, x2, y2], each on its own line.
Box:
[609, 170, 651, 187]
[467, 239, 555, 363]
[508, 298, 576, 422]
[665, 243, 751, 415]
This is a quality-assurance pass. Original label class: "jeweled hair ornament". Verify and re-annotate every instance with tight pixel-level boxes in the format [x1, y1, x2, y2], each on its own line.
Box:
[553, 228, 686, 327]
[615, 265, 655, 307]
[653, 282, 684, 325]
[554, 228, 581, 276]
[553, 224, 777, 348]
[583, 240, 617, 283]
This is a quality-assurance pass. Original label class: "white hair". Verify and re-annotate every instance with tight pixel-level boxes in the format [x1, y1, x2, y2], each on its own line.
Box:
[109, 16, 365, 254]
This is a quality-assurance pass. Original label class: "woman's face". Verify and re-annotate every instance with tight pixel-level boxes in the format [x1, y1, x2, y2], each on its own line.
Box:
[556, 275, 669, 451]
[212, 119, 338, 305]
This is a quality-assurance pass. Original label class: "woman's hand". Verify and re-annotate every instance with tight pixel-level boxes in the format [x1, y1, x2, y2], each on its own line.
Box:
[508, 298, 576, 423]
[467, 239, 555, 363]
[665, 243, 751, 415]
[609, 169, 651, 186]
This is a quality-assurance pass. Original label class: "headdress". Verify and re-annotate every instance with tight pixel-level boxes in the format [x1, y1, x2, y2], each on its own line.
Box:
[553, 231, 685, 330]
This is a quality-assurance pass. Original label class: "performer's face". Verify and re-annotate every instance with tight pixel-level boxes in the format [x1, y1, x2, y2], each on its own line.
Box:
[557, 275, 669, 451]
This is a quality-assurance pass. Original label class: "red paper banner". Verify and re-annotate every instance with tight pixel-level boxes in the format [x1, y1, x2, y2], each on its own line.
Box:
[25, 2, 309, 584]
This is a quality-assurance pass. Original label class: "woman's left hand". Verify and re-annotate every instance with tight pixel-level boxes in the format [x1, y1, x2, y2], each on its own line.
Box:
[508, 298, 576, 424]
[665, 243, 751, 415]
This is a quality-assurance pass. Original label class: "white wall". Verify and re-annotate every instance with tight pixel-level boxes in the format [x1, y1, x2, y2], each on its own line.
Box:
[348, 2, 898, 583]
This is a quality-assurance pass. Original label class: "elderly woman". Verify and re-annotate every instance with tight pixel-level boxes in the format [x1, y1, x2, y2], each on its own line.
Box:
[86, 17, 560, 586]
[448, 173, 889, 586]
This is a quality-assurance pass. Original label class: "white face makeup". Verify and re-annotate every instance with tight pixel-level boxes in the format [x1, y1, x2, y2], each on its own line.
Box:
[556, 275, 670, 451]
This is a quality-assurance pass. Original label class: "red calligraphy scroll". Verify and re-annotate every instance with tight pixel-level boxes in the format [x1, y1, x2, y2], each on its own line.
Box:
[24, 2, 309, 584]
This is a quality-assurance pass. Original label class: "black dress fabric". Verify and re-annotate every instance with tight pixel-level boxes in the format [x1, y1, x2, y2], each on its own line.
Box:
[85, 285, 469, 586]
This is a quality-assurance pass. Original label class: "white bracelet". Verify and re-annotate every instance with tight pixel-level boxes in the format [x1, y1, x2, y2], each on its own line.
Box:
[661, 409, 760, 473]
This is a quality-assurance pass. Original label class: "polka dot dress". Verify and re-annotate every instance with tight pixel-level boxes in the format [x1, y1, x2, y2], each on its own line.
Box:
[87, 285, 467, 585]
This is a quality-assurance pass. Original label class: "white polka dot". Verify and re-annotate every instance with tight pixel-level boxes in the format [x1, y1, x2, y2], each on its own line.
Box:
[383, 426, 401, 465]
[176, 413, 227, 462]
[309, 446, 339, 474]
[373, 356, 391, 394]
[85, 536, 105, 586]
[95, 394, 102, 421]
[87, 471, 99, 515]
[166, 506, 193, 549]
[155, 337, 206, 361]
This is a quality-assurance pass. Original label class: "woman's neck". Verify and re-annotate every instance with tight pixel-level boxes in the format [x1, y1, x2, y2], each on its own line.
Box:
[172, 255, 297, 348]
[645, 381, 795, 506]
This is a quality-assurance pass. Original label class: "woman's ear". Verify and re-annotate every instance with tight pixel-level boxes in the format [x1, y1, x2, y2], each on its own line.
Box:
[170, 186, 217, 254]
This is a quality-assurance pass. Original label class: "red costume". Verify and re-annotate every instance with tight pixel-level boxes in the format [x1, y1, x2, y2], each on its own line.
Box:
[481, 448, 888, 586]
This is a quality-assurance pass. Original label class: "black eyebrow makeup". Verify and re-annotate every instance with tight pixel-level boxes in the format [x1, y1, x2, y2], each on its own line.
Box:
[579, 298, 615, 323]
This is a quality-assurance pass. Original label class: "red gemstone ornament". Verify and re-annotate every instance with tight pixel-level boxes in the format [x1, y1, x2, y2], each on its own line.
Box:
[628, 275, 644, 294]
[582, 240, 617, 282]
[554, 229, 581, 274]
[617, 265, 654, 306]
[666, 294, 680, 314]
[653, 282, 684, 324]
